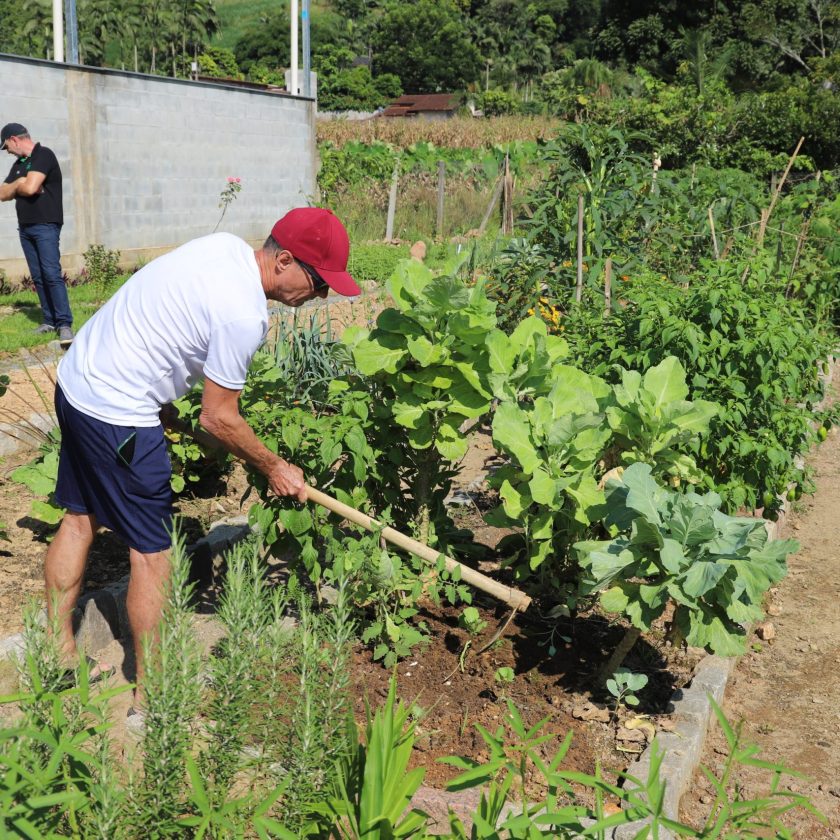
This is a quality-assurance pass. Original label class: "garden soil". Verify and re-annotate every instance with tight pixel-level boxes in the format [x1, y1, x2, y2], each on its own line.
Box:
[1, 332, 839, 833]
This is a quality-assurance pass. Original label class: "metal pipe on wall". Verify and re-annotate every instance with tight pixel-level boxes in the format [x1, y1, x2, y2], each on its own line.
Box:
[290, 0, 299, 95]
[52, 0, 64, 62]
[302, 0, 311, 97]
[64, 0, 79, 63]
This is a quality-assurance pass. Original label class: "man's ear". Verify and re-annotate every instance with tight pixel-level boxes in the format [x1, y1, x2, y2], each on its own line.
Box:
[275, 249, 294, 271]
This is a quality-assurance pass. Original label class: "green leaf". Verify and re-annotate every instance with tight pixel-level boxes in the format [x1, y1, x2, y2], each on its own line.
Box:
[492, 402, 540, 474]
[528, 469, 556, 506]
[353, 337, 406, 375]
[621, 462, 665, 525]
[600, 586, 629, 614]
[642, 356, 689, 413]
[30, 500, 65, 525]
[499, 479, 532, 518]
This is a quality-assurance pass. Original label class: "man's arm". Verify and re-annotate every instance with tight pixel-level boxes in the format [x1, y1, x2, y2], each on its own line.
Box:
[0, 178, 23, 201]
[15, 170, 46, 197]
[198, 377, 307, 502]
[0, 170, 44, 201]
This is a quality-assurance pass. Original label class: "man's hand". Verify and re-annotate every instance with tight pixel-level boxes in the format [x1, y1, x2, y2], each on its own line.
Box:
[267, 458, 307, 502]
[0, 178, 22, 202]
[158, 403, 180, 430]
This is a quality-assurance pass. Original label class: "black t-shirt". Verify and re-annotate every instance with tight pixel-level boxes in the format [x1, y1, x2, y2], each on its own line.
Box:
[3, 143, 63, 225]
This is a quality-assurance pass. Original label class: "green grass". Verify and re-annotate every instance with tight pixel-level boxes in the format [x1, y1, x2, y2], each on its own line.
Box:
[0, 277, 128, 355]
[212, 0, 332, 52]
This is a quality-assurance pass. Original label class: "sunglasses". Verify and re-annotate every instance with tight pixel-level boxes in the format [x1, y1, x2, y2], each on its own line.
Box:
[297, 258, 328, 292]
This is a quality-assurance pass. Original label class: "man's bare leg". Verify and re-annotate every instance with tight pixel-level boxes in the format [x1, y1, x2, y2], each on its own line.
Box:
[127, 548, 170, 705]
[44, 511, 97, 661]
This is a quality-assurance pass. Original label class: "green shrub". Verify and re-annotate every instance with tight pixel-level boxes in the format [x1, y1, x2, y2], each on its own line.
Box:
[347, 243, 411, 284]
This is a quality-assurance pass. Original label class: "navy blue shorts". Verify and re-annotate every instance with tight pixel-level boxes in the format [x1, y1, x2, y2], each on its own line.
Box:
[54, 385, 173, 553]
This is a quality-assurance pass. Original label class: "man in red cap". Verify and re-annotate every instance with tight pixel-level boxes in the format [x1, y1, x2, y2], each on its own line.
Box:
[48, 207, 359, 730]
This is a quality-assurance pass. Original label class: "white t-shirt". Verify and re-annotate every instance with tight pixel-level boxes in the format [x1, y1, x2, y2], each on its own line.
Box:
[58, 233, 268, 426]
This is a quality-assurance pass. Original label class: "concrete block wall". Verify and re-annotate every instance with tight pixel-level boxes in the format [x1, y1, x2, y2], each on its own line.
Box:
[0, 54, 317, 277]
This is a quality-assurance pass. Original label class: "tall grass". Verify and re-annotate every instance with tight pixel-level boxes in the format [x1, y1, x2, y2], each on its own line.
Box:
[317, 115, 561, 149]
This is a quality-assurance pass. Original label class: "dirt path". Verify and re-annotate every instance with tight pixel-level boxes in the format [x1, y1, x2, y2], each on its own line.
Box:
[681, 422, 840, 835]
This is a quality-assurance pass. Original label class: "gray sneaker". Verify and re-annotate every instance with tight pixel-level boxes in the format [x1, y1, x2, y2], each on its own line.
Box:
[58, 326, 74, 347]
[34, 324, 55, 335]
[125, 706, 147, 737]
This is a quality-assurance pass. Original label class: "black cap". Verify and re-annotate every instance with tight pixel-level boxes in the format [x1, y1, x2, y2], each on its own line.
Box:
[0, 123, 28, 149]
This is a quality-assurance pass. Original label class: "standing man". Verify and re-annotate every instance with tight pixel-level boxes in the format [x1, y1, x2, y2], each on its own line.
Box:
[0, 123, 74, 347]
[47, 207, 360, 727]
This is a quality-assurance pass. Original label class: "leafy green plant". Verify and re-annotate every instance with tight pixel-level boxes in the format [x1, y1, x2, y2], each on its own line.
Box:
[342, 258, 497, 546]
[130, 523, 203, 832]
[606, 356, 718, 483]
[494, 666, 515, 685]
[606, 668, 648, 712]
[326, 530, 433, 668]
[318, 677, 429, 839]
[10, 438, 65, 529]
[442, 697, 825, 838]
[576, 462, 797, 672]
[458, 606, 488, 636]
[80, 243, 122, 302]
[564, 267, 833, 512]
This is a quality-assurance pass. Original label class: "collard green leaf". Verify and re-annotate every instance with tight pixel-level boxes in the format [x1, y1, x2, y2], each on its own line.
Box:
[620, 463, 665, 525]
[681, 560, 730, 599]
[642, 356, 689, 412]
[353, 337, 406, 375]
[406, 335, 443, 366]
[492, 402, 541, 474]
[499, 479, 532, 518]
[669, 500, 717, 546]
[529, 469, 557, 506]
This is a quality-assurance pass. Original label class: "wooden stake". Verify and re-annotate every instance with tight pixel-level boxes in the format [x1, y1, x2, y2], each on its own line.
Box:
[576, 193, 584, 303]
[756, 135, 804, 249]
[307, 486, 532, 611]
[502, 153, 514, 235]
[385, 160, 399, 241]
[787, 170, 822, 291]
[604, 257, 612, 316]
[708, 205, 719, 260]
[436, 160, 445, 238]
[477, 174, 504, 236]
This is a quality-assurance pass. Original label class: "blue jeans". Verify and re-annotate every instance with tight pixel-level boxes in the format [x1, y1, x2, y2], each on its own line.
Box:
[19, 223, 73, 329]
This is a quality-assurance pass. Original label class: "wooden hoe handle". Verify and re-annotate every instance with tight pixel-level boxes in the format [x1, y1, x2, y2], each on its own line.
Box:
[306, 486, 532, 612]
[172, 421, 531, 610]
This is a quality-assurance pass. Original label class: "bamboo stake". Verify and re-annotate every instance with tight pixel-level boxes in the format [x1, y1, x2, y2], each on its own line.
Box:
[436, 160, 445, 238]
[788, 170, 822, 288]
[603, 258, 612, 316]
[306, 486, 532, 611]
[756, 135, 804, 249]
[384, 160, 399, 241]
[708, 205, 719, 260]
[502, 153, 514, 235]
[477, 174, 504, 236]
[576, 193, 584, 303]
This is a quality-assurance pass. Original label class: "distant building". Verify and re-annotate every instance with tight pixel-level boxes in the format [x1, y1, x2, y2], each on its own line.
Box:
[380, 93, 461, 120]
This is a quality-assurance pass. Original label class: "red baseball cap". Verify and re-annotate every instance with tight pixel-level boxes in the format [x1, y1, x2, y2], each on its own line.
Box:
[271, 208, 360, 296]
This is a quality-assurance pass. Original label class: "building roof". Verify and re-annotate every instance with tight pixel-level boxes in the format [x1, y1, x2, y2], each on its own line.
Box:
[381, 93, 460, 117]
